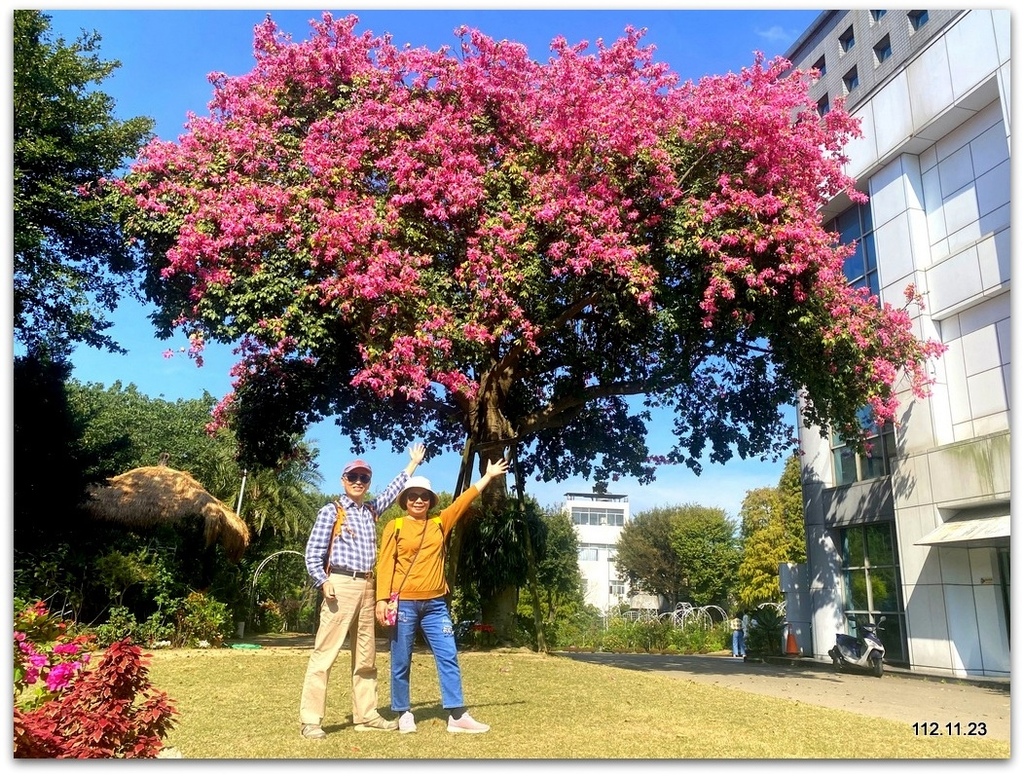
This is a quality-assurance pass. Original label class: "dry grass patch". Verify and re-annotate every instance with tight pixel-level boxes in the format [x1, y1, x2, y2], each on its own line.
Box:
[146, 647, 1009, 759]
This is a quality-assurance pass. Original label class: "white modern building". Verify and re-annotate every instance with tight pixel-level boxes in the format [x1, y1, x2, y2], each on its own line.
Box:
[785, 10, 1010, 677]
[565, 491, 631, 613]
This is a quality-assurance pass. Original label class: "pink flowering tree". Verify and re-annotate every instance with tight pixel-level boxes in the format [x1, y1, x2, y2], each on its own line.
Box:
[109, 15, 943, 627]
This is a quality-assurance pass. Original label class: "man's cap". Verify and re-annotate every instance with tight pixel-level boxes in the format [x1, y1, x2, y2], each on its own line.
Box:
[343, 459, 372, 477]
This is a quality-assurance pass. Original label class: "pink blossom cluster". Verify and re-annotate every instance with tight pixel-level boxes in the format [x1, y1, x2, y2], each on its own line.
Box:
[113, 13, 943, 434]
[13, 602, 93, 708]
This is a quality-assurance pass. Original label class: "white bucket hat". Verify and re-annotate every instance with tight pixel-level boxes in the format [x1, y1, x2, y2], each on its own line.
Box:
[398, 475, 438, 510]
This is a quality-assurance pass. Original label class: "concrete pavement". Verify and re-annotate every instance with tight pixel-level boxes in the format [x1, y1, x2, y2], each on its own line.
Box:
[556, 650, 1012, 742]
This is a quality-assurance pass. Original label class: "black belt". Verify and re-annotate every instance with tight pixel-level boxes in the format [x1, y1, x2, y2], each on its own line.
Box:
[332, 568, 373, 579]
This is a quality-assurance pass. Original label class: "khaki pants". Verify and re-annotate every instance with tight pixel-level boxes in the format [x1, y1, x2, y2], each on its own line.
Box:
[299, 575, 381, 726]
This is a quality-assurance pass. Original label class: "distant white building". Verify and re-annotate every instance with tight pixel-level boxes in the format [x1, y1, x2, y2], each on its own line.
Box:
[564, 491, 630, 613]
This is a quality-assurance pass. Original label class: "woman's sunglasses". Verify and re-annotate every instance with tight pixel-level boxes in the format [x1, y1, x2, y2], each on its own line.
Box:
[405, 491, 431, 503]
[344, 473, 371, 484]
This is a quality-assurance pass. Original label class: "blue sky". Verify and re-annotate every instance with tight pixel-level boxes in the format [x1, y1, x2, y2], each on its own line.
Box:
[33, 4, 822, 517]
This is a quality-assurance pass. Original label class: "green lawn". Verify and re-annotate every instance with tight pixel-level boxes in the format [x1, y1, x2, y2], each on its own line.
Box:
[145, 644, 1009, 760]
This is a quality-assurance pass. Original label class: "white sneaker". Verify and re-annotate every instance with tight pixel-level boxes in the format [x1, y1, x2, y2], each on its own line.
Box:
[447, 712, 489, 734]
[398, 711, 417, 734]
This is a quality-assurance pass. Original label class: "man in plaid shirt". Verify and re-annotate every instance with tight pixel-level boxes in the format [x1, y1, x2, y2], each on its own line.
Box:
[298, 443, 425, 739]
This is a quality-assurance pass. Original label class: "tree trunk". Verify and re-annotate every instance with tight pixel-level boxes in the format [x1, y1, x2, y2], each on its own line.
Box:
[480, 584, 518, 641]
[458, 373, 522, 643]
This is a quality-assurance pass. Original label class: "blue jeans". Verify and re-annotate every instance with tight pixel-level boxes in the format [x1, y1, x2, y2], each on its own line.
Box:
[389, 597, 464, 712]
[733, 630, 745, 656]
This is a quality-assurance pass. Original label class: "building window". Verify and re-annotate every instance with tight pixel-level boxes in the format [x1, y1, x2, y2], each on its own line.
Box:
[609, 580, 625, 596]
[831, 411, 897, 486]
[579, 542, 617, 562]
[817, 94, 830, 116]
[839, 26, 856, 53]
[571, 507, 625, 526]
[908, 10, 929, 31]
[830, 201, 878, 297]
[812, 55, 826, 77]
[873, 35, 892, 65]
[843, 67, 859, 94]
[870, 10, 887, 23]
[839, 521, 907, 664]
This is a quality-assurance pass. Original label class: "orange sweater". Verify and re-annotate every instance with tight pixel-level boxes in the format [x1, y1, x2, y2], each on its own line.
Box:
[375, 485, 480, 602]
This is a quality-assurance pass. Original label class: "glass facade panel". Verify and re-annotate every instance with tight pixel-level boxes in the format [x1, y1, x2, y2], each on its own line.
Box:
[870, 567, 899, 611]
[865, 517, 894, 565]
[833, 446, 858, 486]
[831, 202, 878, 297]
[843, 243, 865, 279]
[830, 417, 895, 485]
[839, 522, 907, 664]
[846, 568, 870, 610]
[846, 527, 864, 563]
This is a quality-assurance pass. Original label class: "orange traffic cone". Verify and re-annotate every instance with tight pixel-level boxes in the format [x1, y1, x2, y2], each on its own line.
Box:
[785, 625, 799, 656]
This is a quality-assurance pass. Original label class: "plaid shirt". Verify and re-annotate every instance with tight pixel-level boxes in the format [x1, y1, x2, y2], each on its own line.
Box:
[304, 471, 409, 587]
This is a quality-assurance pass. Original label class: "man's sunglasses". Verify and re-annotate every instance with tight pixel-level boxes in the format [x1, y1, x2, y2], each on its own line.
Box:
[344, 473, 371, 484]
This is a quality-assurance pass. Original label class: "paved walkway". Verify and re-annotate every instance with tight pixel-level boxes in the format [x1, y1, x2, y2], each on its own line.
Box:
[557, 651, 1012, 742]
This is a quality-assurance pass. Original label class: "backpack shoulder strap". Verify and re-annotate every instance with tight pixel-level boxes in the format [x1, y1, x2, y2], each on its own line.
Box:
[324, 502, 347, 575]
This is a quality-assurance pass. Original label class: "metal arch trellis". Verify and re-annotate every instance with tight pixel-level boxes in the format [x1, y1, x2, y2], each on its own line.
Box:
[615, 603, 728, 631]
[661, 602, 729, 630]
[247, 550, 316, 633]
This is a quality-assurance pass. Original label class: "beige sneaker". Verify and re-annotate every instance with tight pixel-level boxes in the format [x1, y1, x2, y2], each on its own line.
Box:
[300, 724, 326, 739]
[354, 715, 399, 732]
[398, 711, 417, 734]
[447, 712, 489, 734]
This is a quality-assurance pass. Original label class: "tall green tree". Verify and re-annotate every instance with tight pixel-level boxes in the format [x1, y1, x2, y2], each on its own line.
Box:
[736, 490, 789, 606]
[534, 508, 586, 620]
[12, 357, 106, 561]
[67, 381, 230, 483]
[13, 10, 153, 360]
[614, 508, 683, 605]
[777, 453, 807, 564]
[668, 504, 740, 607]
[735, 453, 806, 605]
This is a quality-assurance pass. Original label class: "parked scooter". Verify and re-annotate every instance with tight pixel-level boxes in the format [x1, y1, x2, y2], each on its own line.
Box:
[828, 616, 886, 677]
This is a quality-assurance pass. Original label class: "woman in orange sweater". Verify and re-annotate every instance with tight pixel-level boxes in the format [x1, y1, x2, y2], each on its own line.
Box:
[374, 456, 508, 735]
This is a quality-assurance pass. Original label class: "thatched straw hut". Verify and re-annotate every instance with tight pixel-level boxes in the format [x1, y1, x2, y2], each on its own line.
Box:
[84, 465, 251, 562]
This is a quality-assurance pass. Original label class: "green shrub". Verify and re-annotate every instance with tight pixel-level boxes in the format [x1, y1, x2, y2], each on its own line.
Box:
[662, 619, 728, 653]
[173, 592, 231, 647]
[95, 605, 139, 648]
[96, 606, 176, 648]
[746, 605, 785, 656]
[254, 600, 285, 635]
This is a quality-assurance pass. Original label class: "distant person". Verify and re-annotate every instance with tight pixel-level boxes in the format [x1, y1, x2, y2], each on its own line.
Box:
[298, 444, 426, 740]
[374, 456, 509, 734]
[731, 611, 745, 658]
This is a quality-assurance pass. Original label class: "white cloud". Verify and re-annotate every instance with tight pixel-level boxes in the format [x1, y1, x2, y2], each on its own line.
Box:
[756, 25, 795, 44]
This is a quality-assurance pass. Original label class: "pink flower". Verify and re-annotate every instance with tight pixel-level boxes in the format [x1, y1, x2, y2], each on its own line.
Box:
[44, 661, 80, 692]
